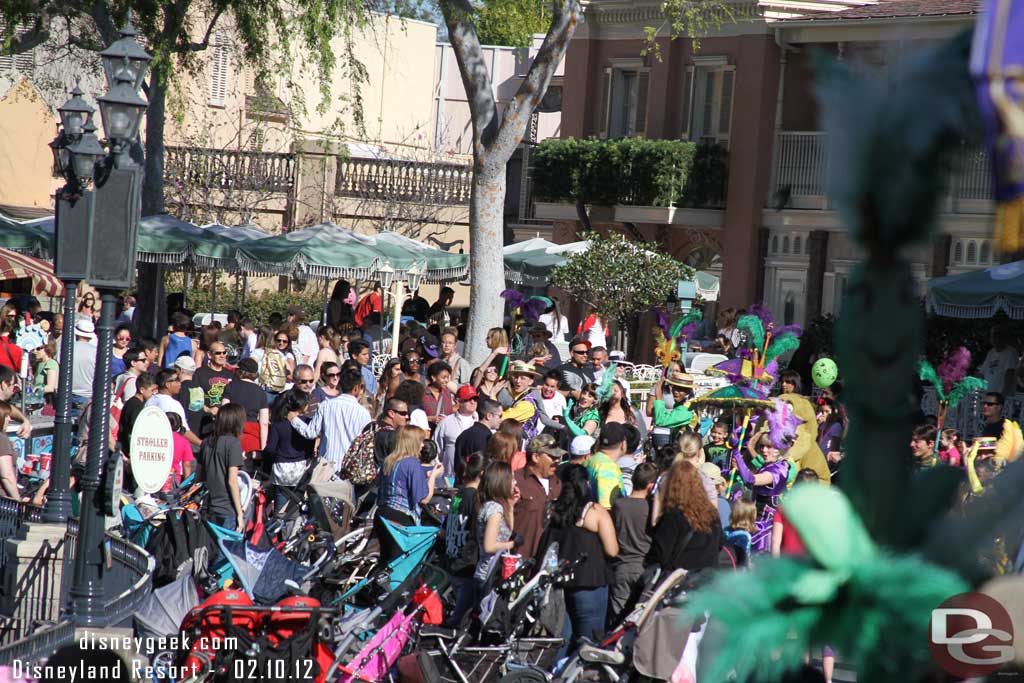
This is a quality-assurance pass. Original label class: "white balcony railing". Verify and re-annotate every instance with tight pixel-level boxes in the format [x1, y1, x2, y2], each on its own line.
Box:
[772, 131, 993, 212]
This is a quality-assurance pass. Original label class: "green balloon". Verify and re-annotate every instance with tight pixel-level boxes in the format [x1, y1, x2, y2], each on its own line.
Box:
[812, 358, 839, 388]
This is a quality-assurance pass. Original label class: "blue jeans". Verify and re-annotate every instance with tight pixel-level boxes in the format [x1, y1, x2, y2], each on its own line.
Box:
[557, 585, 608, 660]
[445, 575, 478, 628]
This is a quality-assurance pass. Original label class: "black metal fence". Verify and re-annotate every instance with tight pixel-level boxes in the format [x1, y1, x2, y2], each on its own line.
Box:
[0, 502, 155, 666]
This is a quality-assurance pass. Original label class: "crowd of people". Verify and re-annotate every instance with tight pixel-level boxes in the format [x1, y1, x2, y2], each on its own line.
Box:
[1, 283, 1021, 680]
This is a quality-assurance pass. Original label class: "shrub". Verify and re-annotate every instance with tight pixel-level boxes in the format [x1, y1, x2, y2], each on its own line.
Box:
[532, 137, 728, 208]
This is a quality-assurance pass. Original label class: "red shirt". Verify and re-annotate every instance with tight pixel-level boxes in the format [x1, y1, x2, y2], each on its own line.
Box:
[0, 336, 22, 372]
[774, 508, 806, 556]
[354, 292, 382, 327]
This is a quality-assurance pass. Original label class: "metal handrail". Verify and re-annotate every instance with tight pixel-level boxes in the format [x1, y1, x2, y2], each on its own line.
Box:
[0, 508, 155, 666]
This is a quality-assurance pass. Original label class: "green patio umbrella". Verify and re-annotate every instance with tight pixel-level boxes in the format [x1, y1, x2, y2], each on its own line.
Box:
[372, 230, 468, 283]
[0, 216, 52, 257]
[236, 222, 384, 280]
[927, 260, 1024, 319]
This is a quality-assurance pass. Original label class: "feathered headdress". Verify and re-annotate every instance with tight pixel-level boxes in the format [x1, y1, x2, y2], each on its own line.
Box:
[651, 307, 703, 372]
[764, 397, 804, 450]
[685, 486, 968, 683]
[918, 347, 985, 409]
[736, 314, 765, 351]
[594, 364, 619, 404]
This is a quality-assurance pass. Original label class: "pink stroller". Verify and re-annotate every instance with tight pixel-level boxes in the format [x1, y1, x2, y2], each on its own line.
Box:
[335, 601, 425, 683]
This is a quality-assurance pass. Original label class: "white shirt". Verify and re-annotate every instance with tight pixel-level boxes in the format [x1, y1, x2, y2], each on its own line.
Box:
[72, 340, 97, 398]
[240, 333, 258, 359]
[296, 324, 318, 366]
[146, 392, 187, 424]
[433, 411, 477, 478]
[114, 371, 139, 401]
[541, 392, 567, 421]
[981, 346, 1019, 394]
[290, 393, 372, 469]
[539, 312, 571, 341]
[409, 408, 429, 431]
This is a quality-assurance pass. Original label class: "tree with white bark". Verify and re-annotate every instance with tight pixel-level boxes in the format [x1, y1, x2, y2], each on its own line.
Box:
[438, 0, 580, 365]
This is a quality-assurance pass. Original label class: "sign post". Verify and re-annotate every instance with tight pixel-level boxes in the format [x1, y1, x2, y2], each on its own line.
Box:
[128, 407, 175, 494]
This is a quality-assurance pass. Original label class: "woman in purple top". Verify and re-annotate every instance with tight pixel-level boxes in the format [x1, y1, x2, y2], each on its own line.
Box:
[732, 432, 791, 553]
[816, 397, 844, 455]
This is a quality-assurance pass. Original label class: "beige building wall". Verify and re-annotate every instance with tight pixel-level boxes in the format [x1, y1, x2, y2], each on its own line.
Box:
[0, 81, 61, 209]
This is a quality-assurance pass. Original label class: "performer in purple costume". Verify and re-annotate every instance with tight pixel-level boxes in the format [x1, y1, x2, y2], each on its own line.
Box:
[733, 432, 792, 552]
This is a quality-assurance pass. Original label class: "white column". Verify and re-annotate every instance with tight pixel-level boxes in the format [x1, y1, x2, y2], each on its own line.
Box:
[390, 280, 405, 357]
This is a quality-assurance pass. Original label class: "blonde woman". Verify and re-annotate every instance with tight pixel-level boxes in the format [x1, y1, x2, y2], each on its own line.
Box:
[313, 326, 340, 379]
[375, 426, 444, 562]
[472, 327, 510, 383]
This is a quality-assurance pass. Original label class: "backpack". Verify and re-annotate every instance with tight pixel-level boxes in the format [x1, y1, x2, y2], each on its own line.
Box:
[340, 423, 379, 485]
[259, 349, 288, 392]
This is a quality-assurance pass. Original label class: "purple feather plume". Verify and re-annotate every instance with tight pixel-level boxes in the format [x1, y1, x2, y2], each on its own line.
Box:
[764, 398, 804, 450]
[651, 307, 671, 337]
[680, 322, 699, 339]
[522, 297, 547, 323]
[746, 303, 774, 329]
[772, 325, 803, 339]
[500, 289, 527, 311]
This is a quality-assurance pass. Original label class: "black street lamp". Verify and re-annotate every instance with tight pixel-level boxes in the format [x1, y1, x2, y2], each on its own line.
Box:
[48, 18, 151, 626]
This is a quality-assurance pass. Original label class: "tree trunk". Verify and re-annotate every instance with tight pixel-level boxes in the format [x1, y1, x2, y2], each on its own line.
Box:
[464, 161, 507, 367]
[134, 73, 168, 340]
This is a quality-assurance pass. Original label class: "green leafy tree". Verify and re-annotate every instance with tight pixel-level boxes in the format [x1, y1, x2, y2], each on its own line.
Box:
[475, 0, 548, 47]
[550, 231, 693, 334]
[1, 0, 371, 336]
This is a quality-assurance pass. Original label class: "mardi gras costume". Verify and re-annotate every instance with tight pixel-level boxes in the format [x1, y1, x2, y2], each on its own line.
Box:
[562, 399, 600, 438]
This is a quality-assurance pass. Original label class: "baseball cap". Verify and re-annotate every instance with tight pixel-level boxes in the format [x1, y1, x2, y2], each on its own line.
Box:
[422, 333, 440, 358]
[700, 462, 725, 485]
[455, 385, 478, 401]
[527, 433, 567, 459]
[598, 422, 627, 448]
[570, 435, 596, 457]
[173, 356, 197, 372]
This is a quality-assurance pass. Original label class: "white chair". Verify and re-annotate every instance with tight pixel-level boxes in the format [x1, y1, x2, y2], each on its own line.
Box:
[688, 353, 728, 375]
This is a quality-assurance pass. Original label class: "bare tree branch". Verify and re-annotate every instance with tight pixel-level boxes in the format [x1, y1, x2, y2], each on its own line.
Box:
[493, 0, 579, 154]
[438, 0, 498, 154]
[178, 7, 224, 52]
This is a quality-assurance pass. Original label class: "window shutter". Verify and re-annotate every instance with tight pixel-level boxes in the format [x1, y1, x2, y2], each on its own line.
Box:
[718, 68, 735, 140]
[599, 68, 612, 139]
[0, 20, 10, 71]
[209, 31, 229, 106]
[634, 70, 650, 138]
[680, 66, 694, 140]
[13, 23, 33, 73]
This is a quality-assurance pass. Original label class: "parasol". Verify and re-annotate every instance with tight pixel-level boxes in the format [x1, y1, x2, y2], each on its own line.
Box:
[0, 247, 64, 296]
[689, 384, 775, 410]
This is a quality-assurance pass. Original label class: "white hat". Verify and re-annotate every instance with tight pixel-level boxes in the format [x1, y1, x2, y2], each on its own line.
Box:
[173, 356, 197, 372]
[570, 435, 596, 457]
[74, 319, 96, 341]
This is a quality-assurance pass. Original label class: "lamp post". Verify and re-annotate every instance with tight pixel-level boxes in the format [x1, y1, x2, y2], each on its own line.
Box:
[49, 19, 151, 625]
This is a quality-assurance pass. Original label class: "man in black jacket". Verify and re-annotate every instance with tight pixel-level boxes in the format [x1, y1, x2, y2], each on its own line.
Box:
[454, 398, 503, 462]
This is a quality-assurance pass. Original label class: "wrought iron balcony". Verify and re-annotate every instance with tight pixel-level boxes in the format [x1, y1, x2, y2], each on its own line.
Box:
[335, 157, 472, 205]
[771, 131, 993, 212]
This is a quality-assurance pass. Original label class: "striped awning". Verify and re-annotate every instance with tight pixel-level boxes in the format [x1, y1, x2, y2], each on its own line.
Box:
[0, 248, 64, 297]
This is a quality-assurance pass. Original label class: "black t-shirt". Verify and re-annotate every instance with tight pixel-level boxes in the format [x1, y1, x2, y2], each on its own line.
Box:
[445, 486, 479, 577]
[178, 379, 206, 438]
[454, 423, 491, 462]
[224, 379, 267, 422]
[119, 396, 146, 455]
[646, 507, 722, 574]
[194, 366, 235, 408]
[199, 435, 245, 519]
[983, 418, 1007, 439]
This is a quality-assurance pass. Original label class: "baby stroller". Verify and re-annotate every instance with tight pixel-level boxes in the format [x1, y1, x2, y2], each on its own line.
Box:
[326, 518, 439, 606]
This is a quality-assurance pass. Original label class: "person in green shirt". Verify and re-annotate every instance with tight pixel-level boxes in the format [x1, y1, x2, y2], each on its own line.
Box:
[563, 384, 600, 437]
[585, 422, 626, 509]
[652, 372, 697, 442]
[32, 341, 59, 405]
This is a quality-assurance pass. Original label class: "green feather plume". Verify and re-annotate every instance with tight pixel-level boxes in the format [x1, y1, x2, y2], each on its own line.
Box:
[595, 363, 618, 404]
[736, 314, 765, 350]
[686, 554, 968, 683]
[669, 309, 702, 339]
[765, 334, 800, 364]
[945, 375, 986, 409]
[917, 359, 944, 401]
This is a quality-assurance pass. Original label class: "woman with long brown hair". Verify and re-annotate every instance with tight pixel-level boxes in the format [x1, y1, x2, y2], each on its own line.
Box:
[646, 460, 723, 573]
[484, 431, 519, 468]
[474, 461, 520, 588]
